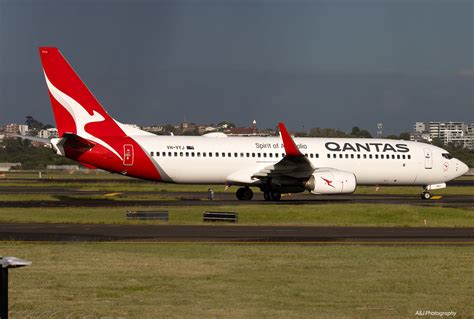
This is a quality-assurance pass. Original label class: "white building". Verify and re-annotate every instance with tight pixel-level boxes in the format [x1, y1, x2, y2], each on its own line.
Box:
[413, 121, 474, 149]
[4, 124, 28, 135]
[38, 128, 58, 139]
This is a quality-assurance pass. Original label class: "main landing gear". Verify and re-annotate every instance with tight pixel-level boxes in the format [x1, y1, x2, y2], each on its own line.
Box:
[263, 189, 281, 201]
[236, 187, 253, 200]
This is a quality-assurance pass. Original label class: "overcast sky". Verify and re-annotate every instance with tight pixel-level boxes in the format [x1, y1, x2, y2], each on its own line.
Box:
[0, 0, 472, 134]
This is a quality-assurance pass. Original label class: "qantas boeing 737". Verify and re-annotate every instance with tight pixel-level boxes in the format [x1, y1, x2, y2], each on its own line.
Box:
[35, 47, 469, 201]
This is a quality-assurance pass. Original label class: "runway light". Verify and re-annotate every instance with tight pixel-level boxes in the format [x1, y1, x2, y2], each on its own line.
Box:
[1, 256, 32, 319]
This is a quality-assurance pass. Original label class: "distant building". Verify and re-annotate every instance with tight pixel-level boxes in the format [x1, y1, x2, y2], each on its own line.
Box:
[142, 125, 164, 134]
[0, 163, 21, 172]
[38, 127, 58, 139]
[228, 120, 271, 137]
[4, 124, 28, 135]
[412, 121, 474, 149]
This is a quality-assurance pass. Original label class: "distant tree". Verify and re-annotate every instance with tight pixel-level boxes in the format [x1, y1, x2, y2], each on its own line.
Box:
[25, 116, 44, 130]
[350, 126, 361, 136]
[162, 124, 176, 134]
[398, 132, 411, 141]
[431, 137, 444, 148]
[386, 134, 399, 140]
[293, 131, 307, 137]
[357, 130, 372, 138]
[308, 127, 348, 138]
[0, 137, 75, 169]
[217, 121, 236, 129]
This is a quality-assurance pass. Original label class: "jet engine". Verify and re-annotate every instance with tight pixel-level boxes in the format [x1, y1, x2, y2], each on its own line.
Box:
[305, 169, 357, 194]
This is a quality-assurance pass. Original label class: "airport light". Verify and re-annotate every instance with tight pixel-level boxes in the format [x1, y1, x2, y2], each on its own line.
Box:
[0, 257, 32, 319]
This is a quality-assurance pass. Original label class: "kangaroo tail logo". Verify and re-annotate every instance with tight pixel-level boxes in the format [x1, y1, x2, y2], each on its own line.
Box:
[321, 177, 335, 188]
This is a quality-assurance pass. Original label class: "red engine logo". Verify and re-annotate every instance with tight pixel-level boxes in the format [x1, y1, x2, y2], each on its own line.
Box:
[321, 177, 335, 188]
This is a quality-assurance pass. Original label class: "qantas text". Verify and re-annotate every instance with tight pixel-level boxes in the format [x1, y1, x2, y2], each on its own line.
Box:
[325, 142, 409, 153]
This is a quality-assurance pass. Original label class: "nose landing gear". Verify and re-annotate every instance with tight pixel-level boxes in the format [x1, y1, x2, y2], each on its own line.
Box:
[421, 191, 432, 200]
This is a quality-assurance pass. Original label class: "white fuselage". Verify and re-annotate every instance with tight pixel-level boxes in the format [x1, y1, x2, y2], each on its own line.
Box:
[133, 135, 468, 186]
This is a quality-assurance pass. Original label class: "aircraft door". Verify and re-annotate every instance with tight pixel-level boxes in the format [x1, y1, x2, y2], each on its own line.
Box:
[423, 148, 432, 169]
[123, 144, 134, 166]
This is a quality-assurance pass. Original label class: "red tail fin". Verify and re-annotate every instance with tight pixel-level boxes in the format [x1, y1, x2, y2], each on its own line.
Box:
[39, 47, 125, 139]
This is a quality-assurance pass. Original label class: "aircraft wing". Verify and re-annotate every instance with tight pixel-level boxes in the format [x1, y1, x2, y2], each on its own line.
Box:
[252, 123, 314, 180]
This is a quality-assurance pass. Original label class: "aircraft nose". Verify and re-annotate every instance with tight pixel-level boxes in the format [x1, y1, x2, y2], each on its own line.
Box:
[456, 159, 469, 176]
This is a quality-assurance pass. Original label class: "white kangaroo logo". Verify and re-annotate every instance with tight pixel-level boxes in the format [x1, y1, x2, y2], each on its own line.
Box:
[44, 72, 123, 160]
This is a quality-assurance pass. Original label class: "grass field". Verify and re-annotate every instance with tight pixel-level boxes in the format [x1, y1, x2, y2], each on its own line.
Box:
[0, 204, 473, 227]
[2, 243, 472, 319]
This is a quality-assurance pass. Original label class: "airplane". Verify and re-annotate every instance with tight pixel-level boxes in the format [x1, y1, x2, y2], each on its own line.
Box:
[36, 47, 469, 201]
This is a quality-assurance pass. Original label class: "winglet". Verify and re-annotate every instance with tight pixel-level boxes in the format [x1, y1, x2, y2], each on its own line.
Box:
[278, 123, 302, 157]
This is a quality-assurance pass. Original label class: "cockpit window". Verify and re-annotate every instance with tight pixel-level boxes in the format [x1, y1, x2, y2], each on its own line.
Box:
[442, 153, 452, 159]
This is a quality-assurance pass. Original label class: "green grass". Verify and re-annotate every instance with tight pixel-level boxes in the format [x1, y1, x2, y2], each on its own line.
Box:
[0, 204, 472, 227]
[2, 243, 472, 318]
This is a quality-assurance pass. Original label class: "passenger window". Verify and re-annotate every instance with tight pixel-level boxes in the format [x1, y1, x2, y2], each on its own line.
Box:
[397, 155, 400, 159]
[234, 153, 238, 157]
[269, 153, 273, 158]
[363, 154, 367, 159]
[263, 153, 267, 158]
[168, 152, 172, 156]
[174, 152, 177, 157]
[179, 152, 183, 157]
[345, 154, 349, 159]
[369, 154, 373, 159]
[408, 155, 411, 159]
[228, 152, 231, 157]
[316, 154, 319, 158]
[247, 153, 250, 157]
[150, 152, 154, 156]
[392, 155, 395, 159]
[402, 155, 405, 159]
[381, 154, 384, 159]
[197, 152, 200, 157]
[339, 154, 343, 159]
[209, 152, 212, 157]
[327, 154, 331, 159]
[252, 153, 255, 157]
[351, 154, 354, 159]
[222, 152, 225, 157]
[215, 152, 219, 157]
[162, 152, 166, 156]
[185, 152, 189, 157]
[375, 154, 378, 159]
[357, 154, 361, 159]
[257, 153, 261, 158]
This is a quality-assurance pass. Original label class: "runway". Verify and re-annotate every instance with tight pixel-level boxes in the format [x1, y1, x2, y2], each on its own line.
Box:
[0, 222, 472, 243]
[0, 191, 472, 209]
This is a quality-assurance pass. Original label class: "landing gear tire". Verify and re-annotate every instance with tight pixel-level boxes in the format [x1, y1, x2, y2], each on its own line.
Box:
[270, 190, 281, 201]
[263, 190, 281, 201]
[236, 187, 253, 201]
[421, 192, 432, 200]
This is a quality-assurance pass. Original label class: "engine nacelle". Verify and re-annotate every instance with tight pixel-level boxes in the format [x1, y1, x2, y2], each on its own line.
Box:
[305, 169, 357, 194]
